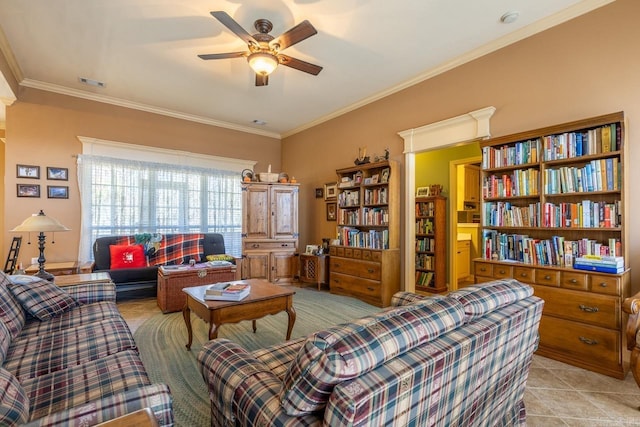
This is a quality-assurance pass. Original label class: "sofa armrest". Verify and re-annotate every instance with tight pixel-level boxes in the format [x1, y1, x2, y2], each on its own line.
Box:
[623, 291, 640, 351]
[21, 384, 173, 427]
[63, 282, 117, 304]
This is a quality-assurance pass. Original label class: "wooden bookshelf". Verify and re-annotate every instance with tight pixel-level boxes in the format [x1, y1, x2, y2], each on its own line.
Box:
[415, 196, 447, 293]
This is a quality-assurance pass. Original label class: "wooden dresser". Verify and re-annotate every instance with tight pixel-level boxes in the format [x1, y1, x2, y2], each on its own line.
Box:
[475, 260, 630, 378]
[328, 246, 399, 308]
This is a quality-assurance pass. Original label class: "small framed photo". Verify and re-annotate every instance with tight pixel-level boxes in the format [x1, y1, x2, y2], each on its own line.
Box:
[324, 182, 337, 200]
[16, 164, 40, 179]
[305, 245, 320, 254]
[315, 188, 324, 199]
[381, 168, 390, 183]
[47, 185, 69, 199]
[326, 202, 337, 221]
[47, 167, 68, 181]
[17, 184, 40, 197]
[416, 186, 431, 197]
[371, 174, 379, 184]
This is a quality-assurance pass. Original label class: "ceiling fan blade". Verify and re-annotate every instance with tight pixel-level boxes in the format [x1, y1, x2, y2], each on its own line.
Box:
[255, 74, 269, 86]
[198, 52, 246, 60]
[210, 11, 258, 47]
[278, 54, 323, 75]
[271, 20, 317, 51]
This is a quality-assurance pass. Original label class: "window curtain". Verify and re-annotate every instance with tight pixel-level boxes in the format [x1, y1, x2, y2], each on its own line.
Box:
[77, 154, 242, 262]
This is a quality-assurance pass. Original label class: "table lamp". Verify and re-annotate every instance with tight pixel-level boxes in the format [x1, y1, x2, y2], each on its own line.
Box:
[11, 210, 70, 281]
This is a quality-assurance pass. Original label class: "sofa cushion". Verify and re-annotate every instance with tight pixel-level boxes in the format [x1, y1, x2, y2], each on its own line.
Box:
[8, 278, 79, 321]
[109, 244, 147, 269]
[0, 322, 11, 365]
[448, 279, 534, 322]
[0, 272, 26, 340]
[280, 298, 466, 415]
[0, 368, 29, 425]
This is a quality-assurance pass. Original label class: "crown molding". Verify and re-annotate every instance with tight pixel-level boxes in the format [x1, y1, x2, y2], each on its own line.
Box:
[282, 0, 615, 138]
[19, 79, 281, 139]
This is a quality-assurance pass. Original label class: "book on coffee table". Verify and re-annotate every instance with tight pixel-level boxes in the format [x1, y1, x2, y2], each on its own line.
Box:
[204, 281, 250, 301]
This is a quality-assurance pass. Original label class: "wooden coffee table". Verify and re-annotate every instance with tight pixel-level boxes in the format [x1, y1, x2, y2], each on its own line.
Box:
[182, 279, 296, 350]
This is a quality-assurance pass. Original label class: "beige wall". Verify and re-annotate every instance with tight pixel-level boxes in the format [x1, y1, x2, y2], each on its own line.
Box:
[282, 0, 640, 291]
[4, 87, 281, 266]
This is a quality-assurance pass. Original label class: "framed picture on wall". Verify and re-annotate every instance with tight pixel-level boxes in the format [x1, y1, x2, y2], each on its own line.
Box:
[47, 185, 69, 199]
[326, 202, 337, 221]
[17, 184, 40, 197]
[47, 167, 68, 181]
[324, 182, 337, 200]
[16, 164, 40, 179]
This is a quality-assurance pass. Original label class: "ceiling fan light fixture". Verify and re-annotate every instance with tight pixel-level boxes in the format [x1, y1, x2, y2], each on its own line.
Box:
[248, 52, 278, 76]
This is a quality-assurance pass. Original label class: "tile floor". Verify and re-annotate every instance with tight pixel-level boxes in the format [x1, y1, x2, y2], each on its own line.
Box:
[119, 296, 640, 426]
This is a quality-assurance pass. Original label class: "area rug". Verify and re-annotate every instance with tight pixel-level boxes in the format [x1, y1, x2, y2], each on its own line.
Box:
[134, 286, 379, 427]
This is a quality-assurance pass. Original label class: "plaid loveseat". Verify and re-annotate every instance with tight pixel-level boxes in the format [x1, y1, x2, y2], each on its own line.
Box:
[198, 279, 543, 426]
[0, 271, 173, 426]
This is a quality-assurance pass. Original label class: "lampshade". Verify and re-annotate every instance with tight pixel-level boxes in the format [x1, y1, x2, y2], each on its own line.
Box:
[247, 52, 278, 76]
[11, 210, 70, 233]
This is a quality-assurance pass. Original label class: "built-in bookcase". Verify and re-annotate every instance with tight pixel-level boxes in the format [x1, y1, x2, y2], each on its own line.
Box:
[415, 196, 447, 293]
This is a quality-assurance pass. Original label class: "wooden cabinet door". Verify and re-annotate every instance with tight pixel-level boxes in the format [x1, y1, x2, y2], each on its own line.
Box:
[242, 184, 270, 239]
[464, 165, 480, 203]
[270, 186, 298, 240]
[270, 251, 296, 283]
[243, 252, 269, 280]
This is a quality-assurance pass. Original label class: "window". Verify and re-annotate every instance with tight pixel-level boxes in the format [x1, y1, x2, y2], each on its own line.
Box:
[77, 152, 247, 262]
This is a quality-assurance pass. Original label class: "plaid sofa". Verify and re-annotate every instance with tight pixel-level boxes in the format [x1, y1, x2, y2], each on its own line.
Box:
[198, 279, 543, 426]
[0, 271, 173, 426]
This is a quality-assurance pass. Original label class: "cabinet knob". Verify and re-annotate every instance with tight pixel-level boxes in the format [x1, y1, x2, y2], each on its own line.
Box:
[252, 244, 260, 248]
[480, 267, 487, 272]
[281, 243, 288, 247]
[579, 304, 599, 313]
[367, 269, 375, 274]
[544, 275, 551, 280]
[519, 273, 527, 278]
[498, 269, 505, 274]
[570, 279, 577, 284]
[599, 282, 608, 288]
[334, 263, 340, 268]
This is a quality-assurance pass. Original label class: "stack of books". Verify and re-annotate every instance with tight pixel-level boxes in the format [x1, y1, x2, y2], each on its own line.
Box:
[204, 281, 251, 301]
[573, 256, 624, 274]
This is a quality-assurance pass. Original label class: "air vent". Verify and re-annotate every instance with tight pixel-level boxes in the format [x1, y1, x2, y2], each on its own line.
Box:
[78, 77, 106, 88]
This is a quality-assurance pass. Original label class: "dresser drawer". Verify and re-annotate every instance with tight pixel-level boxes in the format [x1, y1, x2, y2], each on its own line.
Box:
[539, 316, 620, 366]
[330, 257, 381, 280]
[589, 274, 621, 296]
[532, 285, 619, 329]
[492, 265, 513, 279]
[330, 272, 381, 301]
[535, 269, 560, 287]
[513, 266, 535, 284]
[474, 262, 493, 278]
[560, 271, 588, 291]
[244, 241, 296, 250]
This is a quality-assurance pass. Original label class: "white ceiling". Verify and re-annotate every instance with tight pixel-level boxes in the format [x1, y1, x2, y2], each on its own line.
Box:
[0, 0, 612, 137]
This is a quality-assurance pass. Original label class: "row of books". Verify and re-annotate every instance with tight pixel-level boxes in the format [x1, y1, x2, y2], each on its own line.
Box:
[541, 201, 621, 229]
[364, 187, 388, 205]
[542, 123, 621, 161]
[481, 138, 540, 169]
[544, 158, 620, 194]
[203, 281, 250, 301]
[338, 209, 359, 225]
[415, 237, 436, 252]
[415, 271, 434, 287]
[416, 218, 434, 235]
[415, 254, 435, 270]
[338, 227, 389, 249]
[483, 202, 540, 228]
[482, 169, 539, 198]
[482, 230, 622, 268]
[416, 201, 437, 217]
[361, 207, 389, 226]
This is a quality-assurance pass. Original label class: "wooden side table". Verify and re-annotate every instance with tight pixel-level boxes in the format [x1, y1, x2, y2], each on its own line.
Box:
[25, 261, 94, 276]
[299, 253, 329, 290]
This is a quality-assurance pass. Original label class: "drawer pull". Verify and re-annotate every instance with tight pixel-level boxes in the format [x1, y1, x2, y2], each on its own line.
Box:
[334, 263, 340, 268]
[498, 269, 505, 274]
[579, 304, 599, 313]
[480, 267, 487, 272]
[570, 279, 577, 284]
[544, 275, 551, 280]
[519, 273, 527, 278]
[367, 287, 375, 291]
[281, 243, 288, 247]
[599, 282, 608, 288]
[252, 244, 260, 248]
[367, 269, 375, 274]
[579, 336, 598, 345]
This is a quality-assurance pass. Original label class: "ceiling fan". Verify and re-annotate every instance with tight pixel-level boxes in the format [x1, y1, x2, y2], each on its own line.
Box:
[199, 11, 323, 86]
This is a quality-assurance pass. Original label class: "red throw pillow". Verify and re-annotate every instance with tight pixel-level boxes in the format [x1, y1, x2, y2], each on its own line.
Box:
[109, 244, 147, 269]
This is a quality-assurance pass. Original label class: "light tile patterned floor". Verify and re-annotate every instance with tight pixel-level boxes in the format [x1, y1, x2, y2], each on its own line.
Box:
[119, 296, 640, 426]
